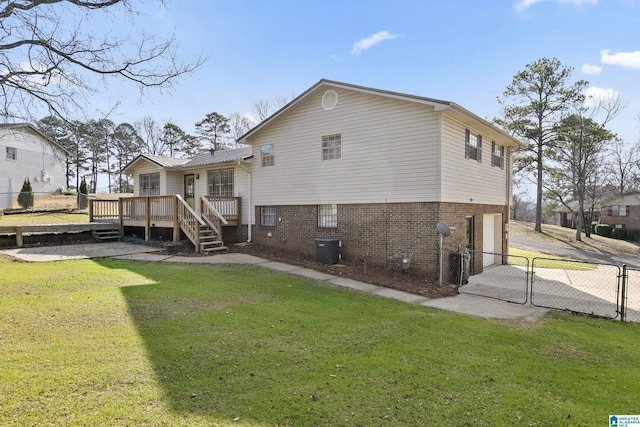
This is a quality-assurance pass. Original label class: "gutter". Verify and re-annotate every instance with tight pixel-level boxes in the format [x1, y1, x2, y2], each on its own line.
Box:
[237, 160, 252, 243]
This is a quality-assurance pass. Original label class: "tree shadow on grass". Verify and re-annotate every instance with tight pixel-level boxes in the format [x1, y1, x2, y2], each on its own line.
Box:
[112, 260, 416, 425]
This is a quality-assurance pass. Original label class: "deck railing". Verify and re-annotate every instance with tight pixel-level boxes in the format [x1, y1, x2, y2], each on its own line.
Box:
[203, 196, 240, 222]
[177, 195, 204, 252]
[200, 196, 228, 236]
[89, 199, 120, 221]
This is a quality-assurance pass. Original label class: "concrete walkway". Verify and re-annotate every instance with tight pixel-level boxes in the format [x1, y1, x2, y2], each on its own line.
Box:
[1, 242, 549, 323]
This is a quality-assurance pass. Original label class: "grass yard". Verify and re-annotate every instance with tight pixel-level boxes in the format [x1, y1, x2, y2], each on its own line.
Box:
[0, 211, 89, 226]
[1, 255, 639, 426]
[508, 247, 597, 270]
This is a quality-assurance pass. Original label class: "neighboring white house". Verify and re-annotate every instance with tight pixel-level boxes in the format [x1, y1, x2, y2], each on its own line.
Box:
[237, 79, 524, 278]
[0, 123, 69, 208]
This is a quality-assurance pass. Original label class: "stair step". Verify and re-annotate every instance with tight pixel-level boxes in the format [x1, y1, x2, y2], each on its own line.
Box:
[93, 229, 121, 242]
[202, 245, 228, 253]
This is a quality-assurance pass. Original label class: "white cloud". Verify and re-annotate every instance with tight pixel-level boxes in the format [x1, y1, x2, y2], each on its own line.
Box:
[515, 0, 597, 12]
[583, 86, 622, 108]
[581, 63, 603, 75]
[351, 31, 400, 56]
[600, 49, 640, 69]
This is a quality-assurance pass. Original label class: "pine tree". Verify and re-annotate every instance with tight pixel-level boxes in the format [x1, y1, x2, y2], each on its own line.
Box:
[18, 178, 34, 209]
[78, 177, 89, 210]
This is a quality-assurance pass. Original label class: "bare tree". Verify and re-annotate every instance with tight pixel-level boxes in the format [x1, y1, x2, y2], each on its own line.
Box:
[604, 139, 640, 195]
[252, 96, 292, 122]
[135, 116, 165, 155]
[0, 0, 203, 121]
[228, 112, 253, 145]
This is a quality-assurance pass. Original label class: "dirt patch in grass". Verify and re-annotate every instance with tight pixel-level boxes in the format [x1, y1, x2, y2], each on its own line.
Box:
[231, 243, 458, 299]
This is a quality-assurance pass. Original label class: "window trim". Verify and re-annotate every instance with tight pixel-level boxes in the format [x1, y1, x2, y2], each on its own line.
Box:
[261, 206, 277, 227]
[465, 129, 482, 163]
[260, 144, 274, 167]
[140, 172, 160, 196]
[491, 141, 504, 169]
[321, 134, 341, 161]
[5, 146, 16, 161]
[207, 168, 234, 197]
[318, 204, 338, 228]
[610, 205, 628, 217]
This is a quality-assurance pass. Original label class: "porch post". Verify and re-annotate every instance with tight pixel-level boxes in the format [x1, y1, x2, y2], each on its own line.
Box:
[173, 195, 180, 242]
[236, 197, 242, 241]
[145, 196, 151, 242]
[118, 198, 124, 236]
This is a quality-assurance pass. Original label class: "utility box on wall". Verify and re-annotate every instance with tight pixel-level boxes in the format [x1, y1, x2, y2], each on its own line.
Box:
[313, 238, 340, 264]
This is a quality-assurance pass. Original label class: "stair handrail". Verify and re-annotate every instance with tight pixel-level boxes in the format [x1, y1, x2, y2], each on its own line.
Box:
[176, 195, 205, 252]
[200, 196, 228, 237]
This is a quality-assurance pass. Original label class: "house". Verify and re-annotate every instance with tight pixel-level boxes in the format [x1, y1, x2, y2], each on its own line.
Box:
[237, 79, 524, 279]
[121, 147, 252, 243]
[600, 191, 640, 230]
[556, 199, 600, 229]
[0, 123, 69, 208]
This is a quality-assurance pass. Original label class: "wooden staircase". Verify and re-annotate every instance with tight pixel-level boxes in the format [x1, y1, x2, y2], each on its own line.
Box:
[198, 225, 228, 253]
[92, 228, 121, 242]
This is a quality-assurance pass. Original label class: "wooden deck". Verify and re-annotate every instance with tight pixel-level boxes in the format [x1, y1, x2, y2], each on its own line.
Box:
[89, 195, 241, 253]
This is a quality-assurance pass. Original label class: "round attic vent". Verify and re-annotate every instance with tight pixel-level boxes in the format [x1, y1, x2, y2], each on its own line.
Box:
[322, 90, 338, 110]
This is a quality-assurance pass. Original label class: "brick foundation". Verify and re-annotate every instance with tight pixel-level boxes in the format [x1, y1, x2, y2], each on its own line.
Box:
[252, 202, 509, 280]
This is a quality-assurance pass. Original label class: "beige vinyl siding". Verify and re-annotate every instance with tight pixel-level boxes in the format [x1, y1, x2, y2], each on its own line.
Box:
[440, 116, 508, 205]
[191, 165, 251, 225]
[132, 163, 165, 196]
[166, 170, 183, 195]
[250, 88, 441, 206]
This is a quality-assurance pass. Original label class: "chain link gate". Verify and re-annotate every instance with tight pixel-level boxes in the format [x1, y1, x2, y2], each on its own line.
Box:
[443, 247, 635, 322]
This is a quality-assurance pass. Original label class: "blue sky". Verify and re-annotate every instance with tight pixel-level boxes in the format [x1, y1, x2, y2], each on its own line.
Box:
[96, 0, 640, 147]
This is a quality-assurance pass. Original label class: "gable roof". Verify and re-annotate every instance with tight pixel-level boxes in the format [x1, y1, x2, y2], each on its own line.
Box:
[182, 146, 252, 169]
[237, 79, 525, 150]
[122, 146, 252, 174]
[0, 122, 71, 156]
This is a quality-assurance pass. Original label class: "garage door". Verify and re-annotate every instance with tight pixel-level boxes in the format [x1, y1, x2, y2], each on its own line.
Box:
[482, 214, 501, 267]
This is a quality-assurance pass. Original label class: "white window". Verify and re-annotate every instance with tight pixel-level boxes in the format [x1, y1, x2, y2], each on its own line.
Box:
[6, 146, 16, 160]
[261, 206, 276, 226]
[611, 205, 627, 217]
[318, 204, 337, 228]
[491, 141, 504, 169]
[261, 144, 274, 167]
[208, 168, 234, 197]
[140, 173, 160, 196]
[465, 130, 482, 162]
[322, 134, 341, 160]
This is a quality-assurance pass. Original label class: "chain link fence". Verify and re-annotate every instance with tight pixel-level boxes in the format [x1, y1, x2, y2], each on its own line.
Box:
[0, 191, 88, 211]
[446, 247, 636, 322]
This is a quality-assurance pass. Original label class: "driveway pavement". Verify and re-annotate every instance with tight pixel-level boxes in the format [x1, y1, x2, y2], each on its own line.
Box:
[510, 234, 640, 268]
[1, 242, 549, 324]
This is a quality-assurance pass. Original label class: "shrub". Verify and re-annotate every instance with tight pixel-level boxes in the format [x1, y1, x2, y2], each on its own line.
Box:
[594, 224, 611, 238]
[0, 208, 3, 218]
[591, 221, 598, 234]
[625, 229, 640, 242]
[17, 178, 34, 209]
[78, 178, 89, 209]
[611, 228, 626, 240]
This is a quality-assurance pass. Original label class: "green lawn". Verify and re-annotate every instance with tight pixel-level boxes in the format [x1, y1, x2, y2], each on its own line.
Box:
[0, 211, 89, 225]
[509, 247, 597, 270]
[1, 255, 638, 426]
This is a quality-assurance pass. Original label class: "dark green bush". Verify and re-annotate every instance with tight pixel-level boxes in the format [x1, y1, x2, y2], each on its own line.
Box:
[591, 221, 598, 234]
[611, 228, 626, 240]
[78, 178, 89, 209]
[625, 229, 640, 242]
[594, 224, 611, 237]
[17, 178, 34, 209]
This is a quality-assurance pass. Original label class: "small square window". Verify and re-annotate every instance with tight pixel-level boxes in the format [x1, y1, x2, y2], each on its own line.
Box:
[261, 206, 276, 226]
[261, 144, 274, 167]
[318, 204, 337, 228]
[6, 147, 16, 160]
[322, 134, 341, 160]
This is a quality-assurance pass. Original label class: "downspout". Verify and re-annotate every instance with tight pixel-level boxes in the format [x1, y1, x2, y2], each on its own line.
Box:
[237, 160, 252, 243]
[506, 147, 514, 254]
